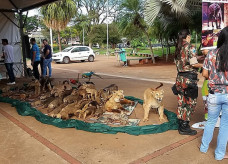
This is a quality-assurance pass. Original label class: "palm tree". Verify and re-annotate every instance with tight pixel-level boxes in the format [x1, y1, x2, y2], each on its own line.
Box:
[145, 0, 202, 59]
[119, 0, 156, 63]
[144, 0, 202, 29]
[40, 0, 76, 51]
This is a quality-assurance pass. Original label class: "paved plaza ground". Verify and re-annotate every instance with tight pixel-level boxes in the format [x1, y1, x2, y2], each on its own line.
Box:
[0, 55, 227, 164]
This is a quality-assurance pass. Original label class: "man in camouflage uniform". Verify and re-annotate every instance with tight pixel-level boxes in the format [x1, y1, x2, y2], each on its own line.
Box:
[175, 35, 203, 135]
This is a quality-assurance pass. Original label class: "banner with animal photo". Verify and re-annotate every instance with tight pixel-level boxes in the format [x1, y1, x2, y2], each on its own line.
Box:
[202, 0, 228, 49]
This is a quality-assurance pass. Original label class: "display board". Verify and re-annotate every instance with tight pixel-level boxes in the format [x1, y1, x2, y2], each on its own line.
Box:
[202, 0, 228, 49]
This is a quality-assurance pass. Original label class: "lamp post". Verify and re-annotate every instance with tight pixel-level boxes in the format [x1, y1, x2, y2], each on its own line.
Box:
[83, 28, 85, 46]
[106, 0, 109, 56]
[50, 28, 53, 53]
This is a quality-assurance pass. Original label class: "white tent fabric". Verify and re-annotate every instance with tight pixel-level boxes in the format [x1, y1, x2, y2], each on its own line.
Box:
[0, 0, 59, 79]
[0, 13, 22, 78]
[0, 0, 59, 12]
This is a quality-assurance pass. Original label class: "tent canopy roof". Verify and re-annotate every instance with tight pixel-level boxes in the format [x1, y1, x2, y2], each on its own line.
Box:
[0, 0, 59, 13]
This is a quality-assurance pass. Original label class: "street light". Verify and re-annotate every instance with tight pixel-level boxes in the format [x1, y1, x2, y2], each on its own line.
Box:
[83, 28, 85, 46]
[106, 0, 109, 56]
[50, 28, 53, 53]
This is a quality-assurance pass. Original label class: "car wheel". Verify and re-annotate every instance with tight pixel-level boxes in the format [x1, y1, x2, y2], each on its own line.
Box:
[88, 55, 94, 62]
[81, 60, 85, 62]
[63, 57, 70, 64]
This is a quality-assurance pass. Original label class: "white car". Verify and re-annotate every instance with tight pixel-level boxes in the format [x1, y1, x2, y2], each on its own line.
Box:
[52, 46, 95, 64]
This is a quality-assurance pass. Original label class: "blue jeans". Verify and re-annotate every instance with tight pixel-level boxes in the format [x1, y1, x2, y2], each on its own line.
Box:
[200, 93, 228, 160]
[43, 58, 52, 77]
[5, 63, 15, 82]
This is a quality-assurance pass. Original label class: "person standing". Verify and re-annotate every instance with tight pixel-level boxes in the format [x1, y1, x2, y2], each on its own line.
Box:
[174, 29, 203, 135]
[1, 39, 15, 85]
[42, 39, 52, 77]
[30, 38, 40, 80]
[200, 27, 228, 160]
[118, 45, 127, 67]
[40, 44, 45, 76]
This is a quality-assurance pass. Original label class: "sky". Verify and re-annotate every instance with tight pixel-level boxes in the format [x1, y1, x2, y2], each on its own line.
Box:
[26, 9, 39, 16]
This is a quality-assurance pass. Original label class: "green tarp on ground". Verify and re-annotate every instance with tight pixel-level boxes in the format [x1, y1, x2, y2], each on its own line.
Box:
[0, 95, 178, 135]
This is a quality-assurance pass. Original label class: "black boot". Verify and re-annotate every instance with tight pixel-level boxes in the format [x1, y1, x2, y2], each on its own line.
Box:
[178, 120, 197, 135]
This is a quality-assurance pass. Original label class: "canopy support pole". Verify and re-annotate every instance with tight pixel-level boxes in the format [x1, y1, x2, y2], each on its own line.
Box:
[19, 12, 27, 77]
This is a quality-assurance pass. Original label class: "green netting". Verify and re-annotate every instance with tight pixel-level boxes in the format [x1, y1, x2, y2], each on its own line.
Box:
[0, 94, 178, 135]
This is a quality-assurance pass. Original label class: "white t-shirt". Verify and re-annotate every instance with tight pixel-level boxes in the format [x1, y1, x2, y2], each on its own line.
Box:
[3, 45, 14, 63]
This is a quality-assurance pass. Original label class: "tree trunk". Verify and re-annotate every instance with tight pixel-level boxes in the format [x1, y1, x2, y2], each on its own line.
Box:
[166, 40, 169, 62]
[89, 43, 92, 48]
[161, 38, 165, 58]
[58, 31, 61, 52]
[144, 32, 155, 63]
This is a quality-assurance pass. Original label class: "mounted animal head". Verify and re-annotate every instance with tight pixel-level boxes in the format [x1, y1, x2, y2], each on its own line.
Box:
[151, 89, 164, 103]
[111, 90, 124, 103]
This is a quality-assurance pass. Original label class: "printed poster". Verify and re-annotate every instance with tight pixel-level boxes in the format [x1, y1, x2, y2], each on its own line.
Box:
[202, 0, 228, 49]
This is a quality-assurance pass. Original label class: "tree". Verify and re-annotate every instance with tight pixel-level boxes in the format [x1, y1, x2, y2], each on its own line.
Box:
[108, 23, 121, 49]
[118, 0, 156, 63]
[60, 27, 79, 44]
[40, 0, 77, 51]
[145, 0, 202, 59]
[88, 24, 106, 46]
[74, 0, 121, 47]
[144, 0, 202, 32]
[15, 14, 40, 34]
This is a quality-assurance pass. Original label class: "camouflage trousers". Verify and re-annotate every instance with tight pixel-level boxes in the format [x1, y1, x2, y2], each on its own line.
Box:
[176, 75, 197, 121]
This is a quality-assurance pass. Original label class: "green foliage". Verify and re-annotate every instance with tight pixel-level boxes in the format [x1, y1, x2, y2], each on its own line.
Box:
[15, 14, 40, 34]
[88, 23, 121, 48]
[40, 0, 77, 51]
[106, 23, 121, 47]
[40, 0, 77, 31]
[118, 0, 156, 62]
[60, 27, 79, 42]
[88, 24, 106, 45]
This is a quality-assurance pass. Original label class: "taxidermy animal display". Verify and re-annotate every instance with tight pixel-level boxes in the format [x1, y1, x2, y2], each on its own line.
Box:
[86, 88, 98, 101]
[143, 83, 165, 122]
[76, 101, 99, 119]
[63, 89, 81, 104]
[56, 99, 90, 119]
[103, 84, 118, 94]
[82, 71, 102, 81]
[51, 82, 72, 98]
[40, 76, 52, 92]
[105, 90, 134, 113]
[28, 79, 41, 96]
[48, 97, 63, 109]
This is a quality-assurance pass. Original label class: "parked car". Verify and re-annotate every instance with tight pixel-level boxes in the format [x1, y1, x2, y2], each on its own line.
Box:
[52, 46, 95, 64]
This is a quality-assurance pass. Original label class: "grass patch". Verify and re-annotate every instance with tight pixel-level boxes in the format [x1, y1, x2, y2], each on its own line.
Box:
[94, 47, 176, 57]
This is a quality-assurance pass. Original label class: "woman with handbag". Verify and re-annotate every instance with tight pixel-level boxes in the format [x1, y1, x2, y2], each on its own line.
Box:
[200, 27, 228, 160]
[174, 29, 203, 135]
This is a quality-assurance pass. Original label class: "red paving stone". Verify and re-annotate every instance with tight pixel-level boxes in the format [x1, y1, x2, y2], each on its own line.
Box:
[130, 131, 203, 164]
[0, 108, 81, 164]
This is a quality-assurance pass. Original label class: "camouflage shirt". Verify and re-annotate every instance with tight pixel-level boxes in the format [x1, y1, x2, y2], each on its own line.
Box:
[203, 49, 228, 94]
[175, 41, 198, 73]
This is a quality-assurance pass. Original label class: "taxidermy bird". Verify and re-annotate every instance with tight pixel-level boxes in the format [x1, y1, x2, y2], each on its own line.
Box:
[70, 73, 82, 89]
[82, 71, 102, 81]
